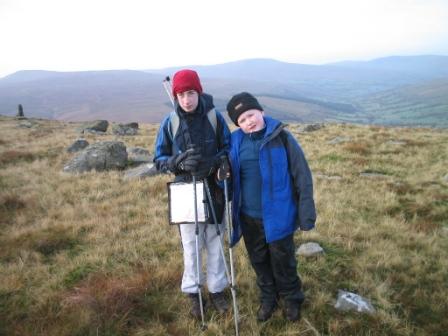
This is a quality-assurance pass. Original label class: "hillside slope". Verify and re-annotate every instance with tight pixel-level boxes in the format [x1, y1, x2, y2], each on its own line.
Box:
[353, 78, 448, 126]
[1, 55, 447, 125]
[1, 116, 447, 335]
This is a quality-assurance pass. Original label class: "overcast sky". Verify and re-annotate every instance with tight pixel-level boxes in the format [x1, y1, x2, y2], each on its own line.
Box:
[1, 0, 447, 78]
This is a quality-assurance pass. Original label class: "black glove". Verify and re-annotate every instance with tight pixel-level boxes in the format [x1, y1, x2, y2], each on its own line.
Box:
[217, 155, 231, 181]
[181, 151, 201, 173]
[167, 148, 201, 173]
[193, 157, 217, 180]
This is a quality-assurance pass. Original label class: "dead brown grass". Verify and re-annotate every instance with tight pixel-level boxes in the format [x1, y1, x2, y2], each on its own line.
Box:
[344, 142, 372, 155]
[0, 116, 447, 336]
[62, 271, 152, 330]
[0, 150, 36, 166]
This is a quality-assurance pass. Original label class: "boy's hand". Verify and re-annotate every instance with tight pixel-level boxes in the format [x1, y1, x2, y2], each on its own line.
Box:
[192, 157, 216, 179]
[168, 147, 201, 173]
[217, 155, 231, 181]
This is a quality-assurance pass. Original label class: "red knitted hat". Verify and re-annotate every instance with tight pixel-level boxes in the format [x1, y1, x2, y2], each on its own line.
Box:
[172, 69, 203, 97]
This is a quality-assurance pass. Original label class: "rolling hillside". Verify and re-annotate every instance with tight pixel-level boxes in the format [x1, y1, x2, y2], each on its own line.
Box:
[0, 56, 447, 125]
[352, 78, 448, 126]
[1, 116, 447, 335]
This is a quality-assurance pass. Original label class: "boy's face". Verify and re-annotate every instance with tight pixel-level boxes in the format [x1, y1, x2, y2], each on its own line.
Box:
[176, 90, 199, 113]
[237, 109, 265, 134]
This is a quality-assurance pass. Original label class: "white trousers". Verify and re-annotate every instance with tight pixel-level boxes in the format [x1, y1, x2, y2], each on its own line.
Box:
[180, 222, 229, 294]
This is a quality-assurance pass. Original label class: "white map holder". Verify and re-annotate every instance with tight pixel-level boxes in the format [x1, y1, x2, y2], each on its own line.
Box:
[168, 181, 209, 224]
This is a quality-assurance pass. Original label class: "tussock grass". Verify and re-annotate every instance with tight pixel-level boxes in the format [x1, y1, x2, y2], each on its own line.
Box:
[343, 142, 371, 155]
[0, 150, 37, 166]
[0, 116, 447, 335]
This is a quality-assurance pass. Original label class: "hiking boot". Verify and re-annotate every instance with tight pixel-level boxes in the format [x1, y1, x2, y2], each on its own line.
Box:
[188, 293, 206, 319]
[257, 301, 277, 322]
[284, 301, 301, 322]
[210, 291, 229, 313]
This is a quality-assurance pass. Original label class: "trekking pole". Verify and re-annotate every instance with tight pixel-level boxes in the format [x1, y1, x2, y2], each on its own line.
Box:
[161, 76, 184, 248]
[203, 178, 232, 285]
[162, 76, 175, 106]
[203, 177, 240, 335]
[193, 175, 207, 330]
[221, 156, 240, 336]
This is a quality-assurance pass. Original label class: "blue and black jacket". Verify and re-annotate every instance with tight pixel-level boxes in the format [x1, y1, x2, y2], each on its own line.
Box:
[153, 93, 231, 222]
[229, 116, 316, 246]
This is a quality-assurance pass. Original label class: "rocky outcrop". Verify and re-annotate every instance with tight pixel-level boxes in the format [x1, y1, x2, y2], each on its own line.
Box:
[127, 147, 152, 165]
[123, 163, 159, 180]
[63, 141, 127, 173]
[112, 123, 138, 136]
[66, 139, 89, 153]
[80, 120, 109, 134]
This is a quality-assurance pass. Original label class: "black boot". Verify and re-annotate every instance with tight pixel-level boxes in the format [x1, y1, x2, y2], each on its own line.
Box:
[188, 293, 206, 319]
[257, 301, 277, 322]
[210, 291, 229, 313]
[284, 301, 301, 321]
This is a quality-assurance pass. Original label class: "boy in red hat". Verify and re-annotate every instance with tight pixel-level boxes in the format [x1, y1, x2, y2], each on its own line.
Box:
[154, 69, 231, 319]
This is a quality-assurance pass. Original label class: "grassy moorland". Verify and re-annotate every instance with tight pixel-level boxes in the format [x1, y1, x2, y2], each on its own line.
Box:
[0, 115, 447, 336]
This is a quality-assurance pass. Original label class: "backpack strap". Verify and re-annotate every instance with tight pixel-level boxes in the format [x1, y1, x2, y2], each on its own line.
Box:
[279, 128, 288, 148]
[168, 111, 179, 141]
[279, 128, 292, 174]
[207, 108, 217, 134]
[168, 108, 217, 141]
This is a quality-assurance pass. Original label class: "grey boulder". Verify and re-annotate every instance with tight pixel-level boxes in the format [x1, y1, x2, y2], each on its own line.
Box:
[63, 141, 127, 173]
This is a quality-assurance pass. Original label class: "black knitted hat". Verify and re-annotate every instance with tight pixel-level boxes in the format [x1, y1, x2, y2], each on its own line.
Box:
[226, 92, 263, 126]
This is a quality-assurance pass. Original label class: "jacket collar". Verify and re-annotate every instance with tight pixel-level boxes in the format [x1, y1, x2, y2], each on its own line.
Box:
[233, 116, 285, 145]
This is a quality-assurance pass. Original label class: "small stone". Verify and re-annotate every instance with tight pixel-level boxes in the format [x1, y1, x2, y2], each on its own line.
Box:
[314, 173, 342, 180]
[386, 140, 407, 145]
[18, 120, 34, 128]
[300, 123, 324, 132]
[360, 171, 389, 178]
[335, 290, 375, 314]
[296, 242, 324, 257]
[328, 136, 351, 145]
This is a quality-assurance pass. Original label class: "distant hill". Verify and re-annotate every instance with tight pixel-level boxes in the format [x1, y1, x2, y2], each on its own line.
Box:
[351, 78, 448, 126]
[0, 70, 168, 122]
[0, 55, 447, 126]
[328, 55, 448, 79]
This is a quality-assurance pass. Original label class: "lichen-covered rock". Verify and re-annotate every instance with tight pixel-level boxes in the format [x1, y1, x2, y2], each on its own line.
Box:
[123, 163, 159, 180]
[80, 120, 109, 133]
[127, 147, 152, 164]
[112, 124, 138, 136]
[63, 141, 127, 173]
[66, 139, 89, 153]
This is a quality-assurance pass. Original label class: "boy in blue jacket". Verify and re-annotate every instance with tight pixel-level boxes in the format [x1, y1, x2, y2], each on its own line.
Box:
[225, 92, 316, 322]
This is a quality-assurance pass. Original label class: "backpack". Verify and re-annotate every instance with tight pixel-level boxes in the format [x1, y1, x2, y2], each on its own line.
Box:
[168, 108, 217, 141]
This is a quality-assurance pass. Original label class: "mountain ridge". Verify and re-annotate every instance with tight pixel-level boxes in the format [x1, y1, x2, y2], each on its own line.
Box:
[1, 55, 447, 126]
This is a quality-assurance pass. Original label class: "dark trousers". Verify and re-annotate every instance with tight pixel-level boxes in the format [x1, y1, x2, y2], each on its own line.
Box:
[241, 214, 305, 305]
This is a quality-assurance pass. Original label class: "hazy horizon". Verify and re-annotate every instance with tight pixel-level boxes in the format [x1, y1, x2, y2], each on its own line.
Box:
[1, 0, 448, 78]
